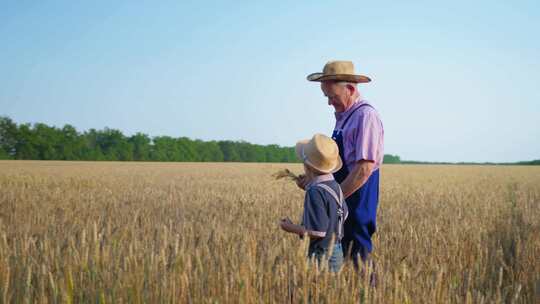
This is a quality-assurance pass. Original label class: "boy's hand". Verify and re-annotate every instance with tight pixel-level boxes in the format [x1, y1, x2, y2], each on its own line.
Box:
[295, 174, 308, 190]
[279, 218, 293, 232]
[280, 218, 305, 236]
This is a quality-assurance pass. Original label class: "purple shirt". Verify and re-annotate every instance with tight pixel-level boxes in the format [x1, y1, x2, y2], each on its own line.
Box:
[334, 99, 384, 171]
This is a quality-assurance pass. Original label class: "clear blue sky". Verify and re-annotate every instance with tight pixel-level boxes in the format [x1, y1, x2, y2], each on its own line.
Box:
[1, 0, 539, 162]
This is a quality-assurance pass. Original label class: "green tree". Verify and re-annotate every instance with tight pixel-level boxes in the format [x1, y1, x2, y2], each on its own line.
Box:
[59, 124, 84, 160]
[95, 128, 133, 161]
[383, 154, 401, 164]
[218, 141, 241, 162]
[194, 140, 224, 162]
[176, 137, 197, 161]
[82, 129, 105, 160]
[0, 116, 17, 158]
[14, 123, 39, 159]
[0, 149, 9, 159]
[129, 133, 151, 161]
[33, 123, 62, 160]
[265, 144, 281, 163]
[152, 136, 179, 161]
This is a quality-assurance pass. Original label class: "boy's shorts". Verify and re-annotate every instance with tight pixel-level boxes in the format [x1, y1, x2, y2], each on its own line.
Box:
[308, 243, 344, 273]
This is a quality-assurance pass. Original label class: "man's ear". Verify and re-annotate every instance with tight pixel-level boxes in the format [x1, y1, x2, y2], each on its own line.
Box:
[345, 83, 356, 95]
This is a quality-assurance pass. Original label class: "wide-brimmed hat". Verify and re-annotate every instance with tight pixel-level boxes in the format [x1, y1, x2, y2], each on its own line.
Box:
[307, 60, 371, 83]
[295, 134, 342, 174]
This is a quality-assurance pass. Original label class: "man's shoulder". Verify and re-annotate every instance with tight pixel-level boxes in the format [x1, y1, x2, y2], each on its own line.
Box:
[351, 102, 382, 125]
[357, 102, 379, 116]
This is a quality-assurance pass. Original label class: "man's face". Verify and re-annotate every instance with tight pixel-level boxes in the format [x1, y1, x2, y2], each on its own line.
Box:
[321, 82, 351, 113]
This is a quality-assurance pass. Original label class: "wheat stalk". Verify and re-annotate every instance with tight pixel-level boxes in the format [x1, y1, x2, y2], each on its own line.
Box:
[272, 169, 300, 182]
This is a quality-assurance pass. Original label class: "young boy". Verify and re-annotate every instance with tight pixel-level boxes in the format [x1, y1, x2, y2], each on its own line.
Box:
[280, 134, 348, 272]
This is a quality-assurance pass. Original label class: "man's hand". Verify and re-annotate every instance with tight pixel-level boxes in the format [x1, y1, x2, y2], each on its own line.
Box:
[295, 174, 309, 190]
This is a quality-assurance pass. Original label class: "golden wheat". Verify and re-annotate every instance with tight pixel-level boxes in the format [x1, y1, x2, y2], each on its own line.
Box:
[273, 169, 301, 182]
[0, 161, 538, 303]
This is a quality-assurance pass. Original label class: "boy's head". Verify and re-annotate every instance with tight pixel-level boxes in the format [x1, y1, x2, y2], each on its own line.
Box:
[295, 134, 342, 176]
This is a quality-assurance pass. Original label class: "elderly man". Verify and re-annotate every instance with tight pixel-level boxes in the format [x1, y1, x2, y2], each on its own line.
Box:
[299, 61, 384, 266]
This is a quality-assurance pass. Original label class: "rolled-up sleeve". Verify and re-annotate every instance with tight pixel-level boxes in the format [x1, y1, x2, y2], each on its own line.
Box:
[352, 109, 382, 163]
[302, 189, 329, 237]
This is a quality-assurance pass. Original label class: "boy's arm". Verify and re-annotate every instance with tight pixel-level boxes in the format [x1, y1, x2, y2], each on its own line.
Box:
[280, 219, 304, 236]
[280, 219, 325, 239]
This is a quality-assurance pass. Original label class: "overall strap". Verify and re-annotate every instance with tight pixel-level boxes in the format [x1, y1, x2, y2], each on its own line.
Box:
[340, 103, 373, 130]
[315, 183, 344, 208]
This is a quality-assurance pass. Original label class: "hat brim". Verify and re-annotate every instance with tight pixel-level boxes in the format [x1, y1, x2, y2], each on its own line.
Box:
[307, 73, 371, 83]
[295, 140, 343, 174]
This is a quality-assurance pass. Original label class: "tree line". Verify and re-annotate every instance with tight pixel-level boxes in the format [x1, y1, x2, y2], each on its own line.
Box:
[0, 116, 406, 164]
[0, 117, 299, 162]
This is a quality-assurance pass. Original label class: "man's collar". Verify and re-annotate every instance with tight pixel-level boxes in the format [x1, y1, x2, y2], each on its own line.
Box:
[334, 97, 364, 120]
[306, 173, 334, 189]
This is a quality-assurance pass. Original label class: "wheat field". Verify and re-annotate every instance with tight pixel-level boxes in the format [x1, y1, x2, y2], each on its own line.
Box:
[0, 161, 538, 303]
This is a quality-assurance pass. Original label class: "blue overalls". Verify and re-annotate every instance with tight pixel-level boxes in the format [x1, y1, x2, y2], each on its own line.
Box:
[332, 104, 380, 263]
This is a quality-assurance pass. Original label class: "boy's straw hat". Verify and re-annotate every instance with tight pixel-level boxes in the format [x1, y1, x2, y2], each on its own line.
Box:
[306, 60, 371, 83]
[296, 134, 342, 174]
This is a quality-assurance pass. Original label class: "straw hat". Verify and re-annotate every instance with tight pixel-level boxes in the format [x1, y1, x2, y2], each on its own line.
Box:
[295, 134, 342, 174]
[306, 60, 371, 83]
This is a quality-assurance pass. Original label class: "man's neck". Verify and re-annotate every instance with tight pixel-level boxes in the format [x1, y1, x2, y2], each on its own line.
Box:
[344, 95, 361, 112]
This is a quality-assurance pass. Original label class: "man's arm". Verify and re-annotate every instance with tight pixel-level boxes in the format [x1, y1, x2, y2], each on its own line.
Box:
[340, 160, 374, 198]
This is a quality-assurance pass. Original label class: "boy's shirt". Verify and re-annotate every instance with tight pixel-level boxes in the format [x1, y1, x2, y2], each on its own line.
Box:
[302, 174, 347, 253]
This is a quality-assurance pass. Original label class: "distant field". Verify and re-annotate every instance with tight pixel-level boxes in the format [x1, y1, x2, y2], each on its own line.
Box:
[0, 161, 539, 303]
